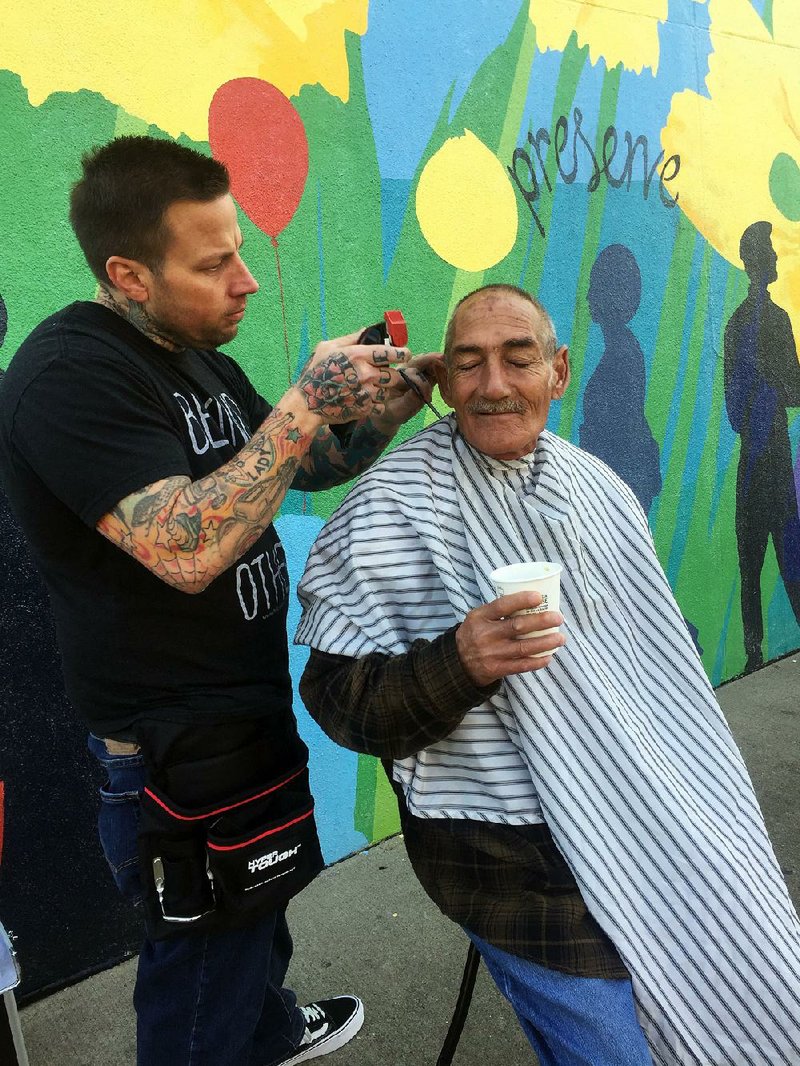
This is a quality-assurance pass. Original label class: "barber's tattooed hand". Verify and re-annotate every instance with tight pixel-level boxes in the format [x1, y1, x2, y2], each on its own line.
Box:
[296, 351, 371, 422]
[293, 349, 444, 492]
[292, 329, 413, 426]
[366, 351, 443, 432]
[97, 324, 432, 591]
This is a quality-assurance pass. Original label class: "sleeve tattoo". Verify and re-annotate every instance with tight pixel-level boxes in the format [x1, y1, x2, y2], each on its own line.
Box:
[293, 419, 392, 491]
[97, 409, 303, 592]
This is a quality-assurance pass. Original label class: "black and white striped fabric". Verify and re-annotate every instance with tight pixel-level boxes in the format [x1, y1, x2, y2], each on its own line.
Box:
[297, 415, 800, 1065]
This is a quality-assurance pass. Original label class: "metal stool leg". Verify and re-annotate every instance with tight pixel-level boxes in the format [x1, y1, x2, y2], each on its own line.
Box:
[436, 941, 481, 1066]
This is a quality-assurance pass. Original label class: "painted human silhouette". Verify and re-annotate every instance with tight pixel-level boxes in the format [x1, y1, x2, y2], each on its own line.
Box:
[724, 221, 800, 672]
[580, 244, 662, 512]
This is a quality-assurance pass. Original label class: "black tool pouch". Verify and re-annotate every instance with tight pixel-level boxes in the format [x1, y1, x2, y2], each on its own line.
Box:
[138, 751, 324, 940]
[207, 765, 321, 903]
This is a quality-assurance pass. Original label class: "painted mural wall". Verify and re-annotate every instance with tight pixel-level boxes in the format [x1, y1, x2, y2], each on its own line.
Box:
[0, 0, 799, 994]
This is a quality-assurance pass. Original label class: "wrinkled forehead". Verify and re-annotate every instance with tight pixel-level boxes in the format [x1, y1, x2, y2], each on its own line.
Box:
[449, 291, 546, 349]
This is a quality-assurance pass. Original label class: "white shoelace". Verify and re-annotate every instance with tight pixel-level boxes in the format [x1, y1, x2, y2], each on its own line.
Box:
[298, 1003, 328, 1046]
[301, 1004, 325, 1025]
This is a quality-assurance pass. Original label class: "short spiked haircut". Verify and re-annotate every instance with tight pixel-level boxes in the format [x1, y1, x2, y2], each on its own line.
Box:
[69, 135, 230, 283]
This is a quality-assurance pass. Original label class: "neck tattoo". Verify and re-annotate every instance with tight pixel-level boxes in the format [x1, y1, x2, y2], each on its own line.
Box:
[95, 285, 185, 352]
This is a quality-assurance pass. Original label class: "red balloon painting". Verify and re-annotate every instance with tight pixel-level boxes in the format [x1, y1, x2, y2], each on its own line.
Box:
[208, 78, 309, 240]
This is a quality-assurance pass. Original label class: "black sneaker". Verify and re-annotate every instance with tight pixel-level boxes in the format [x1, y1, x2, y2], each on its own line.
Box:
[277, 996, 364, 1064]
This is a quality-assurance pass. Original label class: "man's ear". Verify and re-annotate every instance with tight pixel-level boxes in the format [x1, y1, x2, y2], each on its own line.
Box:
[550, 345, 570, 399]
[104, 257, 151, 303]
[432, 360, 452, 405]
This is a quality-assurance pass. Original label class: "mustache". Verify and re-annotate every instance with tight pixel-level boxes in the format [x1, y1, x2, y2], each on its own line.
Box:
[466, 399, 527, 415]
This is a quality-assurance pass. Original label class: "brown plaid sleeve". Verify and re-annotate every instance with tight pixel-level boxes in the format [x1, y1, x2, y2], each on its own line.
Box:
[299, 626, 500, 759]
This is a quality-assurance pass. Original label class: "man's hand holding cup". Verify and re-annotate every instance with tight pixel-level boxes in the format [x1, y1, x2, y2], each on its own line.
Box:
[456, 585, 566, 689]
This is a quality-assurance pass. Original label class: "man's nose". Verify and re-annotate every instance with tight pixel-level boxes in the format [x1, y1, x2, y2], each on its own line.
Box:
[480, 360, 510, 398]
[231, 255, 259, 296]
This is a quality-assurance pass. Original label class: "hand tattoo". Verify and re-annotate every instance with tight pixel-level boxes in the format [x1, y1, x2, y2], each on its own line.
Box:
[297, 353, 370, 421]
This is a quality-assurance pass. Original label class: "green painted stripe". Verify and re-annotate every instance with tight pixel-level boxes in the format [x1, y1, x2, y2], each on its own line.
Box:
[653, 242, 713, 563]
[644, 211, 697, 448]
[498, 17, 539, 163]
[762, 0, 774, 35]
[371, 762, 401, 842]
[354, 753, 378, 841]
[353, 754, 400, 844]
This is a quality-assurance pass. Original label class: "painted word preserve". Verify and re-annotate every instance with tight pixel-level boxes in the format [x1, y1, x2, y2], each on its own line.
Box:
[0, 0, 798, 995]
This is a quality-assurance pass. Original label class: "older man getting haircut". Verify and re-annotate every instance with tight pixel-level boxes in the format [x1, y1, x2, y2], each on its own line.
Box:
[295, 284, 800, 1066]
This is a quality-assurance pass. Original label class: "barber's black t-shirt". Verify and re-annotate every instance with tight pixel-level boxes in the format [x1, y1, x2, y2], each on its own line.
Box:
[0, 302, 292, 735]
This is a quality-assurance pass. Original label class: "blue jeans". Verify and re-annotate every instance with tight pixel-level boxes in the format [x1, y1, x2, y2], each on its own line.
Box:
[466, 930, 653, 1066]
[89, 734, 306, 1066]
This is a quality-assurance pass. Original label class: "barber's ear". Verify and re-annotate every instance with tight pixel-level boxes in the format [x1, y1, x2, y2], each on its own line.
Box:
[550, 345, 570, 399]
[432, 360, 452, 405]
[105, 257, 150, 303]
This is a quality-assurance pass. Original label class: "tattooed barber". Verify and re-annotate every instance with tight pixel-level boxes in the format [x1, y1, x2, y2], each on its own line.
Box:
[0, 136, 438, 1066]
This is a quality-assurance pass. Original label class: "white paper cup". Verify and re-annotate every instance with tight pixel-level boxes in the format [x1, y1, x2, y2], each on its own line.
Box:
[489, 562, 563, 656]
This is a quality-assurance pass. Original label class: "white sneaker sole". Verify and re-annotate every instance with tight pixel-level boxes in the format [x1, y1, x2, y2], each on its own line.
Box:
[281, 998, 365, 1064]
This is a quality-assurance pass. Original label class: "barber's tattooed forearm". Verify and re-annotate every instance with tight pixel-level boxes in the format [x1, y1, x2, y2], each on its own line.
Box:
[293, 418, 392, 491]
[296, 352, 371, 421]
[293, 357, 431, 490]
[97, 409, 307, 591]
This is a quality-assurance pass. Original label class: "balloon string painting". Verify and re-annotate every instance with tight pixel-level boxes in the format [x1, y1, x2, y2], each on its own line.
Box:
[209, 77, 309, 387]
[269, 231, 292, 386]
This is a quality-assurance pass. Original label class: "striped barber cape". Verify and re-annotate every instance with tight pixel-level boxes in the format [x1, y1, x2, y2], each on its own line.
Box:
[296, 415, 800, 1065]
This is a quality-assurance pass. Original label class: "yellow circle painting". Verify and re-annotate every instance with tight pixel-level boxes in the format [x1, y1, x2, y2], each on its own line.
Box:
[416, 130, 518, 273]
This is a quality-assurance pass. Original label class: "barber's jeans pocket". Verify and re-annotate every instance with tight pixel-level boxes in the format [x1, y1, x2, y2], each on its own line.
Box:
[98, 785, 144, 905]
[207, 787, 324, 910]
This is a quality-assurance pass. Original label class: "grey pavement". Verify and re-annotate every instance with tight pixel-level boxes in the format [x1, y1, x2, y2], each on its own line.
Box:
[18, 655, 800, 1066]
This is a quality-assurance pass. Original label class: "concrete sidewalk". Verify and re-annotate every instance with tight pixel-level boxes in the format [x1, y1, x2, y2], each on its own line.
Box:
[18, 655, 800, 1066]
